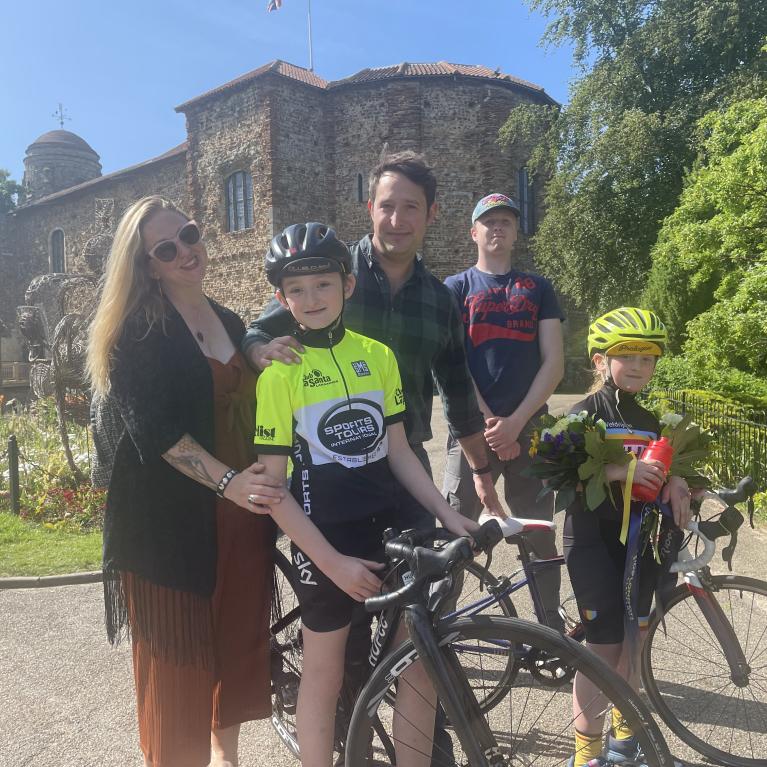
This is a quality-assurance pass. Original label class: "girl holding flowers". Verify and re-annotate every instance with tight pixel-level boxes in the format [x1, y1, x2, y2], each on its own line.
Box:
[562, 308, 692, 767]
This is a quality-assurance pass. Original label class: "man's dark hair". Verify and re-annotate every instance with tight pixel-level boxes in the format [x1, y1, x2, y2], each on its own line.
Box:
[368, 151, 437, 209]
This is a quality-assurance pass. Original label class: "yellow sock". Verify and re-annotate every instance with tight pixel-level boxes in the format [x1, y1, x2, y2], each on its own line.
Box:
[574, 729, 603, 767]
[611, 707, 634, 741]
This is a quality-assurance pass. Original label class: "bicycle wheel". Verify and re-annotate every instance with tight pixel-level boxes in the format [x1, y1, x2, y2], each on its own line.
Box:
[449, 560, 520, 713]
[346, 615, 674, 767]
[642, 575, 767, 767]
[270, 545, 302, 758]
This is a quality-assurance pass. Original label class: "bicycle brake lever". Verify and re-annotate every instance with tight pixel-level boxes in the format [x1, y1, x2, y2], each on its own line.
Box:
[718, 506, 744, 571]
[721, 531, 738, 571]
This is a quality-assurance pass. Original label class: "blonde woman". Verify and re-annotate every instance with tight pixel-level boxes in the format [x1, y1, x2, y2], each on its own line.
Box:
[87, 196, 283, 767]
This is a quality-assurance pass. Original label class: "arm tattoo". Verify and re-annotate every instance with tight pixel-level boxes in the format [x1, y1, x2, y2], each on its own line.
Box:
[163, 434, 218, 489]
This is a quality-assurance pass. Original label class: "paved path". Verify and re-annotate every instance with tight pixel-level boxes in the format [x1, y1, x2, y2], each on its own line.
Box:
[3, 394, 765, 766]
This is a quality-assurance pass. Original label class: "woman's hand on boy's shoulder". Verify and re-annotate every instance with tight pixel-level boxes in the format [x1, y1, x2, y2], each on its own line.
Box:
[247, 336, 304, 371]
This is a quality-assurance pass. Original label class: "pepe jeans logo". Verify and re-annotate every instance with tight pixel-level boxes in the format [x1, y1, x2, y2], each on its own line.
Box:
[255, 425, 276, 440]
[351, 360, 371, 377]
[318, 398, 385, 456]
[303, 368, 333, 388]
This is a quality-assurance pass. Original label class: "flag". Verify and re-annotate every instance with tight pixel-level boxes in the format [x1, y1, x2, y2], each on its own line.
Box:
[267, 0, 282, 10]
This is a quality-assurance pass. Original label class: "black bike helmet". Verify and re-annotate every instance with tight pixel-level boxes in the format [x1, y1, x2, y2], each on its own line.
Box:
[265, 222, 352, 287]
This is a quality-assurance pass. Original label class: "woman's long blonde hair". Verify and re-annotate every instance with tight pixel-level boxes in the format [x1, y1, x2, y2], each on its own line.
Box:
[87, 196, 189, 395]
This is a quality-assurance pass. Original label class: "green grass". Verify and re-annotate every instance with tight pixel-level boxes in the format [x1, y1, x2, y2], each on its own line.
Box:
[0, 512, 102, 577]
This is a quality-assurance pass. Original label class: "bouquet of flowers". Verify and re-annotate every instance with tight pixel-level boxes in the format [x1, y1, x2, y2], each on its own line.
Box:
[658, 412, 712, 489]
[526, 411, 630, 512]
[526, 410, 712, 512]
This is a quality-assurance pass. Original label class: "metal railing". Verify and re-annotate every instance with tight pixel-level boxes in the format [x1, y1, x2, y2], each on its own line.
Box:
[1, 362, 30, 386]
[650, 389, 766, 490]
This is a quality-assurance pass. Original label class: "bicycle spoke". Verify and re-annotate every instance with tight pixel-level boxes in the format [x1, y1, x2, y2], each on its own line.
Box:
[643, 577, 767, 765]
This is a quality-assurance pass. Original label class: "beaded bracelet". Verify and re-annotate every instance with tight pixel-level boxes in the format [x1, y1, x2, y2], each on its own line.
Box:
[216, 468, 239, 498]
[470, 464, 493, 476]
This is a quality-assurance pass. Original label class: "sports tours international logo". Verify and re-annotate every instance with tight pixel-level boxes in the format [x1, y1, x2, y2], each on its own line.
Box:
[318, 398, 385, 457]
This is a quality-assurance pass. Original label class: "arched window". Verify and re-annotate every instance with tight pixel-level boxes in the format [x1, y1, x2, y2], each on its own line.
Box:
[356, 173, 365, 203]
[50, 229, 65, 272]
[225, 171, 254, 232]
[517, 168, 535, 235]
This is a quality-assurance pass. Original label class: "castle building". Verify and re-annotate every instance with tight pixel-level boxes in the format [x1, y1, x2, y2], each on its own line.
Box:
[0, 60, 556, 379]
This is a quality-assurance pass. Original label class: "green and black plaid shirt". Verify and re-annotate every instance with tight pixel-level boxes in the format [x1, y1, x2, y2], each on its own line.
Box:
[244, 235, 483, 445]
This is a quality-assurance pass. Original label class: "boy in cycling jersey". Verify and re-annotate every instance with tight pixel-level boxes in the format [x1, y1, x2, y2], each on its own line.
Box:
[564, 307, 692, 767]
[252, 222, 479, 767]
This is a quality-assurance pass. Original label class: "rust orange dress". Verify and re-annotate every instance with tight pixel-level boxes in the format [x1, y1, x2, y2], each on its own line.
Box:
[129, 351, 273, 767]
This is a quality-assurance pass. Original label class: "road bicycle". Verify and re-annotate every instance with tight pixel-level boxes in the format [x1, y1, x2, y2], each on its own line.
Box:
[640, 479, 767, 767]
[458, 477, 767, 767]
[270, 520, 677, 766]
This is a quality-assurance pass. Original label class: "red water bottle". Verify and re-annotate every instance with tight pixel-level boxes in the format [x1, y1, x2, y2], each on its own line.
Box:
[631, 437, 674, 502]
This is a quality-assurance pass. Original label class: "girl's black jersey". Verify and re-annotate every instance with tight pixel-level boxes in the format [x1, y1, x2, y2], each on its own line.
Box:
[569, 381, 660, 520]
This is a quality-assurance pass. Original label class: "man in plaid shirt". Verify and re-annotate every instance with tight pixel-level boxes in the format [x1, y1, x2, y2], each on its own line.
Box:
[244, 151, 502, 524]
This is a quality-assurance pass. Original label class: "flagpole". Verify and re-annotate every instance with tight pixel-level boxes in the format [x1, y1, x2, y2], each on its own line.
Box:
[307, 0, 314, 71]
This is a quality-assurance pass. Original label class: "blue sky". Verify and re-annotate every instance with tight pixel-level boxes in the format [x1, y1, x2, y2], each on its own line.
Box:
[2, 0, 577, 184]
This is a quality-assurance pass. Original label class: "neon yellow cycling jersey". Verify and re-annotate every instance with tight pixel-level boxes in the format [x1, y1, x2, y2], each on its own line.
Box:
[254, 326, 406, 525]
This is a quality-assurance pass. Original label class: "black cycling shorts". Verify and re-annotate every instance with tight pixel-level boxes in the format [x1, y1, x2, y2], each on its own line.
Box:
[563, 508, 659, 644]
[290, 512, 399, 633]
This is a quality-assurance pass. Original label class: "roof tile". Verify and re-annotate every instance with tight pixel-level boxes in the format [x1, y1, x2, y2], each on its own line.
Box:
[176, 59, 553, 111]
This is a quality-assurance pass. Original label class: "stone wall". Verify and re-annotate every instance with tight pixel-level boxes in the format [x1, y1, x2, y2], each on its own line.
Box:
[330, 79, 547, 281]
[0, 154, 186, 362]
[182, 77, 275, 322]
[2, 66, 577, 382]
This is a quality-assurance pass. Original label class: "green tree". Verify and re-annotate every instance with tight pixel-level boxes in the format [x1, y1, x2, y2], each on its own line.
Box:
[644, 97, 767, 398]
[0, 169, 22, 214]
[501, 0, 767, 316]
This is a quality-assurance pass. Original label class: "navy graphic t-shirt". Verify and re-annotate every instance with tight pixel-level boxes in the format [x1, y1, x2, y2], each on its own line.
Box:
[444, 267, 563, 417]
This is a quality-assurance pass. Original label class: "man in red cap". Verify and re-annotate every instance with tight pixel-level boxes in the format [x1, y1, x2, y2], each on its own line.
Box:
[443, 192, 566, 629]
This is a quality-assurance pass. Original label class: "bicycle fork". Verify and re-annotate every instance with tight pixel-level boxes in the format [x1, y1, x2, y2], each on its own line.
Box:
[404, 605, 506, 767]
[686, 581, 751, 686]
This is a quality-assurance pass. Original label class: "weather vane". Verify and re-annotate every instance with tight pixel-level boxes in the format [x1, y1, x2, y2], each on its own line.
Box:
[52, 103, 71, 129]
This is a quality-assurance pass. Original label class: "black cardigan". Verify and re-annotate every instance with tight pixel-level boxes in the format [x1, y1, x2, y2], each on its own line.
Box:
[103, 298, 246, 606]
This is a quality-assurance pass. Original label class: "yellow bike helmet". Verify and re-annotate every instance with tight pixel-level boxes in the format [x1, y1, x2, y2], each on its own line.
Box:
[588, 307, 668, 357]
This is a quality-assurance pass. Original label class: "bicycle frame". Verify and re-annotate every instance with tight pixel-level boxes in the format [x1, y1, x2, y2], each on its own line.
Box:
[447, 537, 565, 628]
[676, 541, 752, 686]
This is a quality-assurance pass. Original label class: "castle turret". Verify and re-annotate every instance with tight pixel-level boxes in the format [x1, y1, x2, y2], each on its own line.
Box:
[22, 130, 102, 202]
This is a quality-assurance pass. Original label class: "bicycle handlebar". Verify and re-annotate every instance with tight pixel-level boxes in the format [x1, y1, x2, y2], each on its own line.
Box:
[671, 476, 755, 573]
[717, 476, 756, 508]
[364, 519, 504, 613]
[669, 521, 716, 573]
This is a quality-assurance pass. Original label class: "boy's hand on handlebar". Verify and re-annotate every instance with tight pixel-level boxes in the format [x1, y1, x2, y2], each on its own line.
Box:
[663, 475, 693, 529]
[326, 555, 384, 602]
[441, 511, 481, 544]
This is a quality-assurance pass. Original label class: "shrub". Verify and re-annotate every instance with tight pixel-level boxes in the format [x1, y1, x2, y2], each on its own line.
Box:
[652, 356, 767, 407]
[0, 397, 97, 529]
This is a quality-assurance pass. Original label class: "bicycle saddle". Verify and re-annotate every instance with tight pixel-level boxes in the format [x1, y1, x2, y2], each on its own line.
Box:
[479, 511, 556, 539]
